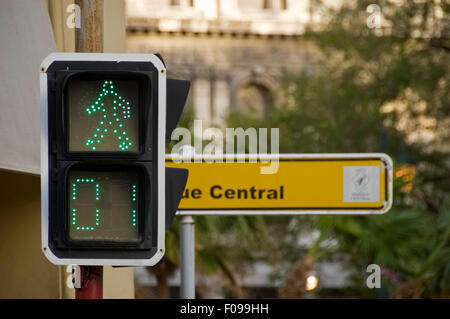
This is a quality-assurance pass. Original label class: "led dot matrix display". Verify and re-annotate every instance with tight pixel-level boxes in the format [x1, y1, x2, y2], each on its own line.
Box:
[67, 169, 141, 242]
[66, 78, 140, 153]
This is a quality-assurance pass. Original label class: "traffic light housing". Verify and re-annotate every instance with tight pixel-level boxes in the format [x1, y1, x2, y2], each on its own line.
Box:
[40, 53, 189, 266]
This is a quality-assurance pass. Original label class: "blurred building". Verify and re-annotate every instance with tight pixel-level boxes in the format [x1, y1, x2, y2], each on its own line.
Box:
[127, 0, 352, 298]
[126, 0, 328, 127]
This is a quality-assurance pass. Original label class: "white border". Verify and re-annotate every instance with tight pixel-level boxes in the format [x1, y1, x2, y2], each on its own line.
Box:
[40, 53, 166, 266]
[167, 153, 394, 216]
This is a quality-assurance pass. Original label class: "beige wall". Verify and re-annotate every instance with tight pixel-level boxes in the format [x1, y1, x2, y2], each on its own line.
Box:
[104, 0, 126, 53]
[0, 170, 59, 298]
[47, 0, 75, 52]
[0, 169, 135, 298]
[104, 267, 135, 299]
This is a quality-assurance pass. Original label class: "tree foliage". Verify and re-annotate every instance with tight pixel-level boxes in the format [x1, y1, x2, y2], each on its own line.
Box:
[227, 0, 449, 298]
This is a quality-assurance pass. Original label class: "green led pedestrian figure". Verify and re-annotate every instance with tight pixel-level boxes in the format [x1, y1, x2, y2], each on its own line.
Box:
[84, 80, 134, 151]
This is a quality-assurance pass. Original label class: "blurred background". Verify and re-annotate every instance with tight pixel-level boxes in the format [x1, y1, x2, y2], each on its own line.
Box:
[127, 0, 450, 299]
[0, 0, 448, 299]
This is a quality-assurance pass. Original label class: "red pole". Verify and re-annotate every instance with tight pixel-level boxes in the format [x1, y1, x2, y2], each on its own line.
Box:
[75, 266, 103, 299]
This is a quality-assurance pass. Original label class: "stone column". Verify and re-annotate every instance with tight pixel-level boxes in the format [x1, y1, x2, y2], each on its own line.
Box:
[212, 79, 230, 127]
[193, 77, 212, 127]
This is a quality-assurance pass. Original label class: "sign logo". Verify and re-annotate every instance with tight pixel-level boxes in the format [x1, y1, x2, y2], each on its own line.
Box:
[353, 168, 370, 191]
[343, 166, 380, 203]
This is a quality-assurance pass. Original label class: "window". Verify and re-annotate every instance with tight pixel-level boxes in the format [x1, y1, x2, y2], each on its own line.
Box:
[263, 0, 272, 10]
[236, 83, 274, 119]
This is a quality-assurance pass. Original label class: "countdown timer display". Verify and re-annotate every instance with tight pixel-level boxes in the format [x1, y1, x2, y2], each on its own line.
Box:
[67, 168, 141, 242]
[66, 78, 140, 152]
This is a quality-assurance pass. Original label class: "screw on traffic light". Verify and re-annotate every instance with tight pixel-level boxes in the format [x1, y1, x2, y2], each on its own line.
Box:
[40, 53, 189, 266]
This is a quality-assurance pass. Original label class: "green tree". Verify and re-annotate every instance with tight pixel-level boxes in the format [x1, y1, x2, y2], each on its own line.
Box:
[228, 0, 449, 298]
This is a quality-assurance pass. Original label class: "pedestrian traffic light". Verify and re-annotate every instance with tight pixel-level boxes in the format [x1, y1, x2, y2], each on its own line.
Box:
[40, 53, 189, 266]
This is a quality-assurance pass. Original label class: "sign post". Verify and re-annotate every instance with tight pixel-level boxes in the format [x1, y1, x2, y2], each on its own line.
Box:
[180, 216, 196, 299]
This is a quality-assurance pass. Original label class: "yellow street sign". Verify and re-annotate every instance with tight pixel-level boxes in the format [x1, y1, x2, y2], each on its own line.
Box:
[166, 154, 393, 215]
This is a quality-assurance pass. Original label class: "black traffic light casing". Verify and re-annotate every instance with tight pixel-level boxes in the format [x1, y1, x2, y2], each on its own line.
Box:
[40, 53, 188, 266]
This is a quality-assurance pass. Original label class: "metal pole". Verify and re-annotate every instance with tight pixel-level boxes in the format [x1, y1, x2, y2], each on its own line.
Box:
[180, 215, 195, 299]
[74, 0, 104, 299]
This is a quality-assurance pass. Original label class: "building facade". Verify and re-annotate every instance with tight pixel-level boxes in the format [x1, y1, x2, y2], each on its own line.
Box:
[126, 0, 325, 127]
